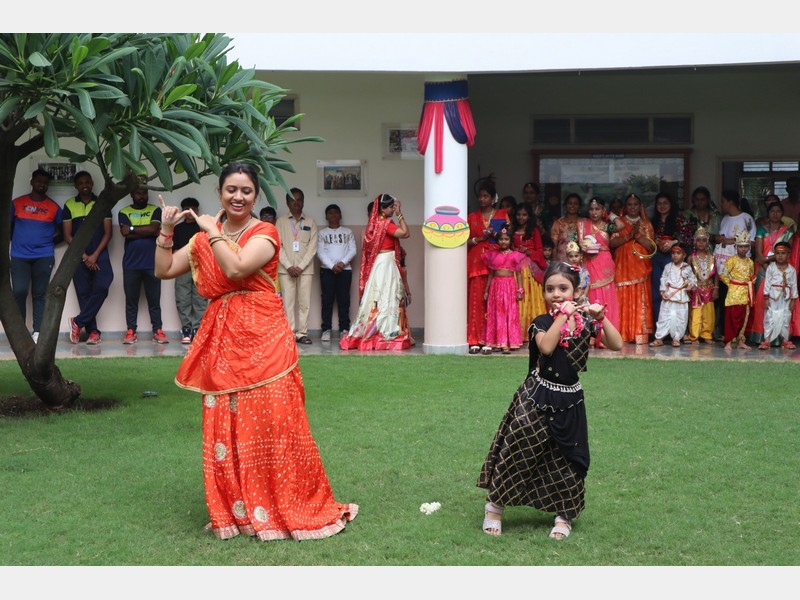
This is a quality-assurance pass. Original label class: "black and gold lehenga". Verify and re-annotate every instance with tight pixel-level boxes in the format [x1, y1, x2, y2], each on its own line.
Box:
[477, 311, 599, 521]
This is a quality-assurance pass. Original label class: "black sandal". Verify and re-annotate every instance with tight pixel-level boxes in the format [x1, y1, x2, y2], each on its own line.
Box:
[297, 335, 312, 344]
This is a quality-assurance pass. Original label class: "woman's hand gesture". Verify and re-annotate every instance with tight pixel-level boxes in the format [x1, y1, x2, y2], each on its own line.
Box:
[158, 194, 191, 232]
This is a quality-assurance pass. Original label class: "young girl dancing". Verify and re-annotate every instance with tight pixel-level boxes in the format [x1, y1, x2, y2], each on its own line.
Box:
[482, 228, 528, 354]
[477, 261, 623, 539]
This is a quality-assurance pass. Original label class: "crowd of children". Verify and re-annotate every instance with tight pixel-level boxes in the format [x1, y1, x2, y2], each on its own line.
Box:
[471, 184, 799, 355]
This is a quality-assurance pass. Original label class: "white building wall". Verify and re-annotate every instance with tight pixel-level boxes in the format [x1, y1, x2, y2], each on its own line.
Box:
[5, 65, 800, 338]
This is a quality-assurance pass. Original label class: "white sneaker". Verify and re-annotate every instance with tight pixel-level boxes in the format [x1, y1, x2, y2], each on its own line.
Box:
[32, 331, 39, 343]
[320, 330, 331, 342]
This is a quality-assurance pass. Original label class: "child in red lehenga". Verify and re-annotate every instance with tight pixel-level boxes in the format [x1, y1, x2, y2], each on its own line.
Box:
[482, 228, 528, 354]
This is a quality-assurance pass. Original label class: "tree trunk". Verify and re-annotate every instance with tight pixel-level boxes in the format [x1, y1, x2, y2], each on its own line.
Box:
[0, 135, 133, 410]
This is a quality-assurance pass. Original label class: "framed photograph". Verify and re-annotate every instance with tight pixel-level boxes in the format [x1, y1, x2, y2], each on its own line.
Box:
[382, 123, 422, 160]
[33, 158, 79, 187]
[317, 159, 368, 196]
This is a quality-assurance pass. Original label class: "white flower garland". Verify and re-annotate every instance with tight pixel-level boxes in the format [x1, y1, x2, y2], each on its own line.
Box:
[419, 502, 441, 515]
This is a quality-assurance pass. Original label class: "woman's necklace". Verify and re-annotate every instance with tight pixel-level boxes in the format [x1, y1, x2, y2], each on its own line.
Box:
[482, 208, 495, 228]
[222, 216, 252, 240]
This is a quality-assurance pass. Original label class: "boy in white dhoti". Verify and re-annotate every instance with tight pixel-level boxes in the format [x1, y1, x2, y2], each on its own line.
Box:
[650, 244, 697, 347]
[759, 240, 798, 349]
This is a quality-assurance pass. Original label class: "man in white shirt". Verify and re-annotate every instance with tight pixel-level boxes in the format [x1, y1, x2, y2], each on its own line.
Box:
[275, 187, 318, 344]
[317, 204, 357, 342]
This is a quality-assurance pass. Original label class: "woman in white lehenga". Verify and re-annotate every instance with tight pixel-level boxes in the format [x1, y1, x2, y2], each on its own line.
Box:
[340, 193, 412, 351]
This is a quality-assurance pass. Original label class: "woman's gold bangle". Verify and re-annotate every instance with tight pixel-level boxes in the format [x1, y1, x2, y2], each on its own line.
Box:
[209, 237, 226, 247]
[156, 241, 173, 250]
[632, 235, 657, 259]
[208, 235, 224, 242]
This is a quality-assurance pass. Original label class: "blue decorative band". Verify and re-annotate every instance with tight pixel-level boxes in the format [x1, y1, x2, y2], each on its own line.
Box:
[424, 79, 468, 102]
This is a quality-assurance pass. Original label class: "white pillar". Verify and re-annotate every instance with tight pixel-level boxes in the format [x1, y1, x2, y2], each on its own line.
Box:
[420, 77, 472, 355]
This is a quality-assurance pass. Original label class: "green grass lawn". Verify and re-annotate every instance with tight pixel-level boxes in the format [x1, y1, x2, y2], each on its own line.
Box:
[1, 354, 798, 571]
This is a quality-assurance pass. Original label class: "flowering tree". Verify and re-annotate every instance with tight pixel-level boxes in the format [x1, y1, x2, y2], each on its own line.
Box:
[0, 33, 317, 409]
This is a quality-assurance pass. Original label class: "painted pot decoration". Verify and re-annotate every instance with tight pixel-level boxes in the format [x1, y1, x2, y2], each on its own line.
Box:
[422, 205, 470, 248]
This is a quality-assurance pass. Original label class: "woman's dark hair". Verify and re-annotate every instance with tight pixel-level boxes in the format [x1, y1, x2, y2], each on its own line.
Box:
[587, 196, 605, 208]
[499, 195, 517, 210]
[543, 261, 580, 290]
[477, 180, 497, 198]
[522, 181, 540, 195]
[691, 186, 715, 210]
[766, 200, 783, 215]
[722, 189, 753, 216]
[219, 161, 260, 195]
[378, 193, 396, 209]
[509, 202, 538, 240]
[653, 192, 680, 236]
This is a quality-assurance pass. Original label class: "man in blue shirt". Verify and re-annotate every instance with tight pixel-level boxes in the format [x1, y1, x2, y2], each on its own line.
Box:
[118, 184, 168, 344]
[10, 169, 63, 342]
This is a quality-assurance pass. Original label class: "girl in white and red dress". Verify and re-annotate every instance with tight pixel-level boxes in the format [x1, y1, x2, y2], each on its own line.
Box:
[482, 228, 528, 354]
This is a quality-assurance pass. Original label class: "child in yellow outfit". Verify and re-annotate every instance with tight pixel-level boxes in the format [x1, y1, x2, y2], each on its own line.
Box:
[719, 230, 755, 350]
[687, 226, 718, 344]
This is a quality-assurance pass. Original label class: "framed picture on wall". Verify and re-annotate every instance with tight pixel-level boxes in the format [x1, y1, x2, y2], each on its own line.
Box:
[382, 123, 422, 160]
[317, 159, 368, 196]
[32, 157, 79, 187]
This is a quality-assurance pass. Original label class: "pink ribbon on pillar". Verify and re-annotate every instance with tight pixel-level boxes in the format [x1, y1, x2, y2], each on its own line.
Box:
[417, 80, 476, 174]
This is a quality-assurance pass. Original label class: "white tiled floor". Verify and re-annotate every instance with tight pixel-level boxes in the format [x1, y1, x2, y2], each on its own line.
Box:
[2, 331, 799, 362]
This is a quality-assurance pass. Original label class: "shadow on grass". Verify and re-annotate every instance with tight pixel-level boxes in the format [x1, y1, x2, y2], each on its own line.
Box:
[0, 395, 121, 417]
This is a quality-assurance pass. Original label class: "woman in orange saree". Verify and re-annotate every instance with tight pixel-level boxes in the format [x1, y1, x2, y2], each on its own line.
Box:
[610, 193, 656, 343]
[155, 163, 357, 541]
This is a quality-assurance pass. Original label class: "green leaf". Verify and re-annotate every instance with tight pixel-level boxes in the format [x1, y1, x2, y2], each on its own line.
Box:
[86, 84, 126, 100]
[60, 102, 100, 153]
[81, 46, 137, 73]
[42, 111, 59, 158]
[169, 144, 201, 183]
[146, 127, 202, 157]
[121, 149, 149, 177]
[139, 136, 173, 190]
[129, 125, 141, 161]
[149, 99, 163, 119]
[108, 131, 126, 180]
[76, 88, 96, 119]
[28, 51, 51, 68]
[163, 118, 212, 163]
[71, 45, 89, 72]
[162, 108, 227, 127]
[0, 96, 21, 123]
[23, 98, 48, 119]
[163, 83, 197, 108]
[184, 40, 207, 61]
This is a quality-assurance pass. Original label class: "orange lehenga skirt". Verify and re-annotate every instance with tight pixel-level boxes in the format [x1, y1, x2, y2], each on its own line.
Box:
[178, 223, 357, 541]
[200, 368, 357, 541]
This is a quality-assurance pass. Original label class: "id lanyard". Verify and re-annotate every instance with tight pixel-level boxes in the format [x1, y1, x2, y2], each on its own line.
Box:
[291, 215, 303, 252]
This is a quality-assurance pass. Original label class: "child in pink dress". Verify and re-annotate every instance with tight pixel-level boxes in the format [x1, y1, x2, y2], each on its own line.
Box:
[482, 229, 528, 354]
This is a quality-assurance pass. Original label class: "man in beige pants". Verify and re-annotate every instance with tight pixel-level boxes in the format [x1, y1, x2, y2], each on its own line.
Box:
[276, 187, 318, 344]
